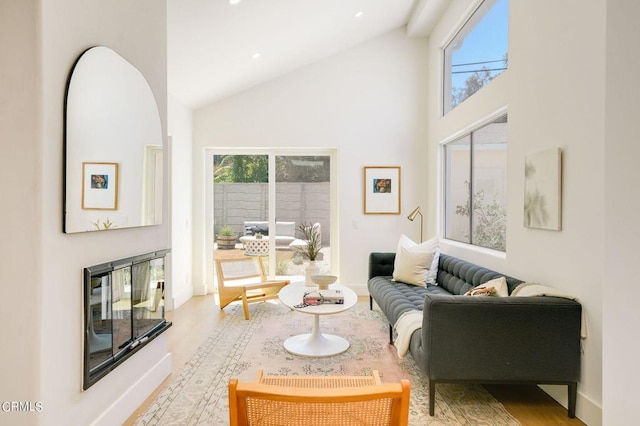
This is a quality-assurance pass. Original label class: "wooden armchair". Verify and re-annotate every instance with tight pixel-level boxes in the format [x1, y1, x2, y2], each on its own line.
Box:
[228, 370, 410, 426]
[215, 257, 290, 320]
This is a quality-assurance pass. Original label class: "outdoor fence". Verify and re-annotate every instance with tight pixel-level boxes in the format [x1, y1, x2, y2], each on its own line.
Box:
[213, 182, 331, 245]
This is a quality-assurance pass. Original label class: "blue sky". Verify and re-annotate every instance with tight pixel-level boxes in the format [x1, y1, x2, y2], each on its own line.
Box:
[450, 0, 509, 89]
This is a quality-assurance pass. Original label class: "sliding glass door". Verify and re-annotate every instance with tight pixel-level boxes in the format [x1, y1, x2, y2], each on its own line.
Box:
[275, 155, 331, 276]
[211, 150, 335, 284]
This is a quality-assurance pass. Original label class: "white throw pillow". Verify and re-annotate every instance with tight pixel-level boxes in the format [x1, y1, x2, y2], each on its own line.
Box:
[393, 247, 435, 287]
[427, 248, 440, 284]
[465, 276, 508, 297]
[394, 234, 440, 285]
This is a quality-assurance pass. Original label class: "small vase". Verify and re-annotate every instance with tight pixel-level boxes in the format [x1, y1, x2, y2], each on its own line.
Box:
[304, 261, 319, 287]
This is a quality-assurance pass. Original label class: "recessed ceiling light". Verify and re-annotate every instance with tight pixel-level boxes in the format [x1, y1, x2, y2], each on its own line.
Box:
[251, 52, 261, 59]
[355, 11, 364, 19]
[229, 0, 241, 5]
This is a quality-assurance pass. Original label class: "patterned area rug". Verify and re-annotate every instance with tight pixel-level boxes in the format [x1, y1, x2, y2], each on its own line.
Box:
[135, 301, 519, 425]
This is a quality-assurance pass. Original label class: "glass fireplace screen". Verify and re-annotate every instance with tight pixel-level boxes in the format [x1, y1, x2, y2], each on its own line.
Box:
[83, 249, 171, 389]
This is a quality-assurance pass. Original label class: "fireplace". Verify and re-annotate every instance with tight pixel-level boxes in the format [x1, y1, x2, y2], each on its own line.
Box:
[83, 249, 171, 389]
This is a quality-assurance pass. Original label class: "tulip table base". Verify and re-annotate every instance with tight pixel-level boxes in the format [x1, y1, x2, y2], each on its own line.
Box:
[283, 314, 349, 357]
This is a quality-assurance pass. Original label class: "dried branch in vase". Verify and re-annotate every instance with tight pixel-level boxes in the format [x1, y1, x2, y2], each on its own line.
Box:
[295, 222, 321, 261]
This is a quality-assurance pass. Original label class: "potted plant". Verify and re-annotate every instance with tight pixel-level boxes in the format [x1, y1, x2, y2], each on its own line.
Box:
[216, 225, 237, 250]
[294, 222, 322, 286]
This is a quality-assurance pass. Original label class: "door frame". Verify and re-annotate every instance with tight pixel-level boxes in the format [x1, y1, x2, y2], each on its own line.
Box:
[204, 147, 339, 292]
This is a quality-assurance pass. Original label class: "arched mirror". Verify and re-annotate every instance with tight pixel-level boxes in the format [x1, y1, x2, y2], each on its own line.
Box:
[64, 46, 163, 233]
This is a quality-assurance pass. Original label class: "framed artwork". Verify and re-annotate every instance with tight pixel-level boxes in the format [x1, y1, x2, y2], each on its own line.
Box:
[82, 162, 119, 210]
[363, 166, 401, 214]
[524, 148, 562, 230]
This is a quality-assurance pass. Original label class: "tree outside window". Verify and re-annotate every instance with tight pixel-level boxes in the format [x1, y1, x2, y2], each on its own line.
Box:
[444, 115, 507, 251]
[443, 0, 509, 114]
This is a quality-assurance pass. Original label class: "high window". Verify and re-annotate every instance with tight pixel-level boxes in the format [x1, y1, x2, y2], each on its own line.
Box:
[443, 0, 509, 114]
[444, 114, 507, 251]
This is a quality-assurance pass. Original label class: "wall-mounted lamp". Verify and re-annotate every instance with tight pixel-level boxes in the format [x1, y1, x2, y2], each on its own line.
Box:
[407, 206, 423, 243]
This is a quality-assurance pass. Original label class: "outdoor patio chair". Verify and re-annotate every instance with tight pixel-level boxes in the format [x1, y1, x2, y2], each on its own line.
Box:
[215, 257, 290, 320]
[228, 370, 410, 426]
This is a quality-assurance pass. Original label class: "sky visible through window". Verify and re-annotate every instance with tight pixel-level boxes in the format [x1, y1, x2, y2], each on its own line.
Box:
[450, 0, 508, 93]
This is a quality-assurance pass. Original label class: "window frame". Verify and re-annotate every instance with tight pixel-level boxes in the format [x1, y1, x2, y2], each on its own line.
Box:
[442, 0, 509, 115]
[440, 108, 508, 252]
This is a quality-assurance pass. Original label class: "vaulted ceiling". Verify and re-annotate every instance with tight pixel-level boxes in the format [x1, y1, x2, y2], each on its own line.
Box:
[167, 0, 449, 109]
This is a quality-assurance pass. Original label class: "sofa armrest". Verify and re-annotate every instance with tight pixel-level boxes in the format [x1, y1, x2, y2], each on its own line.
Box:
[369, 252, 396, 280]
[419, 294, 582, 383]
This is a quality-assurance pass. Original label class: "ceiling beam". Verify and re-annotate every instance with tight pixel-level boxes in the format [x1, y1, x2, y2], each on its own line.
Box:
[407, 0, 451, 37]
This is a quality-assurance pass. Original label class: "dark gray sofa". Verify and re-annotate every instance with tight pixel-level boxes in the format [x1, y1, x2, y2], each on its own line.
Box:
[368, 252, 582, 417]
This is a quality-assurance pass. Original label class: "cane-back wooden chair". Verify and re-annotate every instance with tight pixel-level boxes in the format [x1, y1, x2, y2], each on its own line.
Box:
[228, 370, 410, 426]
[215, 257, 290, 320]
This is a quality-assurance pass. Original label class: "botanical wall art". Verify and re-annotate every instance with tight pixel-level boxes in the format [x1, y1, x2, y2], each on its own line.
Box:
[82, 162, 119, 210]
[363, 166, 401, 214]
[524, 148, 562, 230]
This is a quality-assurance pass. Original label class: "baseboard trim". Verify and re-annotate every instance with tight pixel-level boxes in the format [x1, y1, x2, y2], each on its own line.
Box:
[90, 349, 172, 426]
[172, 286, 194, 311]
[540, 384, 602, 426]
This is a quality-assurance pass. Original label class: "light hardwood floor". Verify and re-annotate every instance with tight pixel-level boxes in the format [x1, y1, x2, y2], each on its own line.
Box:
[125, 294, 586, 425]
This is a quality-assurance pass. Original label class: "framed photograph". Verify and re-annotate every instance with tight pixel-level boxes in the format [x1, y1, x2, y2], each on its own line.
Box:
[82, 162, 119, 210]
[363, 166, 401, 214]
[524, 148, 562, 230]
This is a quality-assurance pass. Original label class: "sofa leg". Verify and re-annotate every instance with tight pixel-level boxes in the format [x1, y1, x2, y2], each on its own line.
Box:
[429, 380, 436, 416]
[568, 382, 577, 418]
[389, 324, 394, 344]
[369, 296, 373, 310]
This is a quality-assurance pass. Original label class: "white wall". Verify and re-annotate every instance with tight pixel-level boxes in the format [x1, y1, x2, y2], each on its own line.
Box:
[192, 28, 430, 294]
[603, 1, 640, 423]
[425, 1, 604, 424]
[168, 94, 194, 309]
[0, 1, 42, 421]
[0, 1, 170, 425]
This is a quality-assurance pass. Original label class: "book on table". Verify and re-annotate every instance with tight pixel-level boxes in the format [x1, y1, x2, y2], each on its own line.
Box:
[303, 289, 344, 305]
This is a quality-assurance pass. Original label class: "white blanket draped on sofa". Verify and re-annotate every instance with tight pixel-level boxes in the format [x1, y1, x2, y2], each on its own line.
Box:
[393, 310, 423, 358]
[512, 282, 588, 339]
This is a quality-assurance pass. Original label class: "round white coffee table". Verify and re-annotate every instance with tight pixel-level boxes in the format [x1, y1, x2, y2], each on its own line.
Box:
[278, 281, 358, 357]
